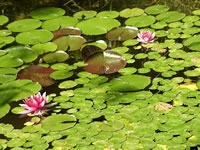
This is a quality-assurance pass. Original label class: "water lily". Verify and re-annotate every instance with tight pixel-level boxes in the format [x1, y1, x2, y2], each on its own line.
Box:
[19, 92, 54, 115]
[137, 31, 155, 43]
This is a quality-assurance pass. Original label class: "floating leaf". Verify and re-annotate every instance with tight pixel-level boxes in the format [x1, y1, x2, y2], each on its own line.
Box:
[0, 15, 9, 26]
[43, 51, 69, 63]
[120, 8, 144, 18]
[125, 15, 155, 27]
[183, 15, 199, 22]
[83, 50, 126, 74]
[0, 30, 12, 36]
[76, 17, 120, 35]
[42, 16, 78, 31]
[0, 80, 41, 105]
[183, 34, 200, 51]
[16, 29, 53, 45]
[145, 5, 169, 14]
[50, 70, 73, 80]
[110, 74, 151, 91]
[42, 114, 76, 131]
[17, 65, 56, 87]
[106, 26, 138, 41]
[156, 11, 186, 22]
[100, 120, 124, 131]
[52, 27, 81, 40]
[97, 11, 119, 18]
[0, 104, 10, 119]
[0, 36, 15, 48]
[32, 42, 57, 54]
[0, 68, 18, 83]
[0, 54, 23, 67]
[30, 7, 65, 20]
[193, 9, 200, 15]
[53, 35, 86, 51]
[73, 10, 97, 19]
[59, 80, 77, 89]
[6, 46, 38, 63]
[7, 19, 42, 32]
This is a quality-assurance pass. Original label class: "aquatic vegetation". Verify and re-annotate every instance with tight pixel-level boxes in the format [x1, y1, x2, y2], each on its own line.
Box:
[137, 30, 155, 43]
[0, 4, 200, 150]
[19, 92, 53, 115]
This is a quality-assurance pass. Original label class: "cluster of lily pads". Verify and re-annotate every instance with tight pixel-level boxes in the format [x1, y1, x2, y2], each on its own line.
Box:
[1, 4, 200, 150]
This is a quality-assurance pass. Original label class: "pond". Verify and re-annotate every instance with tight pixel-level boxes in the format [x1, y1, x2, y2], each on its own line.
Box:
[1, 0, 200, 150]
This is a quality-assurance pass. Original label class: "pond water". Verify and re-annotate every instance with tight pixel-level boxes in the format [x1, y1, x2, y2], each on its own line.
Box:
[1, 0, 200, 150]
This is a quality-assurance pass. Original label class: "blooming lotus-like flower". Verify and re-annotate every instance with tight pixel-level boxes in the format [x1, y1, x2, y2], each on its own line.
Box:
[19, 92, 54, 115]
[137, 31, 155, 43]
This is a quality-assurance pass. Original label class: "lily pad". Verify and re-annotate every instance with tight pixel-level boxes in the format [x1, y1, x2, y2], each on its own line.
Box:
[100, 120, 124, 131]
[106, 26, 138, 41]
[53, 35, 86, 51]
[193, 9, 200, 15]
[145, 5, 169, 14]
[59, 80, 78, 89]
[17, 65, 56, 87]
[42, 114, 76, 131]
[0, 15, 9, 26]
[16, 29, 53, 45]
[0, 104, 10, 119]
[50, 70, 73, 80]
[32, 42, 57, 54]
[73, 10, 97, 19]
[52, 27, 81, 40]
[6, 46, 38, 63]
[183, 15, 199, 22]
[76, 17, 120, 35]
[0, 36, 15, 48]
[110, 74, 151, 91]
[120, 8, 144, 18]
[30, 7, 65, 20]
[43, 51, 69, 63]
[97, 11, 119, 18]
[83, 50, 126, 74]
[0, 80, 41, 105]
[125, 15, 155, 27]
[0, 54, 23, 67]
[7, 19, 42, 32]
[0, 30, 12, 36]
[156, 11, 186, 22]
[42, 16, 78, 31]
[183, 34, 200, 51]
[0, 68, 18, 83]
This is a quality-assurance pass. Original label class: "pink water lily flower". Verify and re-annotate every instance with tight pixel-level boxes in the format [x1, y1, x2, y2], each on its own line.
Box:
[137, 31, 155, 43]
[19, 92, 54, 115]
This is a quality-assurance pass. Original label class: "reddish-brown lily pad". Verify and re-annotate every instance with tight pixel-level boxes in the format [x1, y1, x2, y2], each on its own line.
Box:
[106, 26, 138, 41]
[81, 45, 102, 61]
[17, 65, 56, 87]
[83, 50, 126, 74]
[52, 27, 82, 41]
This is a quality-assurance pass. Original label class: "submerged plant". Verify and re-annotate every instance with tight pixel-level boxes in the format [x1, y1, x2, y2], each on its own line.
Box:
[137, 30, 155, 43]
[19, 92, 54, 115]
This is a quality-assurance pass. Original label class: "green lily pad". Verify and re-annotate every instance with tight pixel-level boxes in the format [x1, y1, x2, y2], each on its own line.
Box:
[0, 30, 12, 36]
[32, 42, 57, 54]
[151, 21, 167, 29]
[125, 15, 155, 27]
[0, 15, 9, 26]
[156, 11, 186, 22]
[123, 39, 139, 46]
[120, 8, 144, 18]
[183, 15, 199, 22]
[0, 54, 23, 67]
[100, 120, 124, 131]
[30, 7, 65, 20]
[42, 16, 78, 31]
[193, 9, 200, 15]
[76, 17, 120, 35]
[110, 74, 151, 91]
[16, 29, 53, 45]
[182, 27, 200, 34]
[183, 34, 200, 51]
[97, 11, 119, 18]
[0, 68, 18, 83]
[0, 104, 10, 119]
[53, 35, 86, 51]
[0, 80, 41, 105]
[6, 46, 38, 63]
[43, 51, 69, 63]
[42, 114, 76, 131]
[168, 22, 183, 28]
[118, 67, 137, 75]
[73, 10, 97, 19]
[106, 26, 138, 41]
[59, 80, 78, 89]
[50, 70, 73, 80]
[145, 5, 169, 14]
[0, 36, 15, 48]
[7, 19, 42, 32]
[138, 68, 151, 74]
